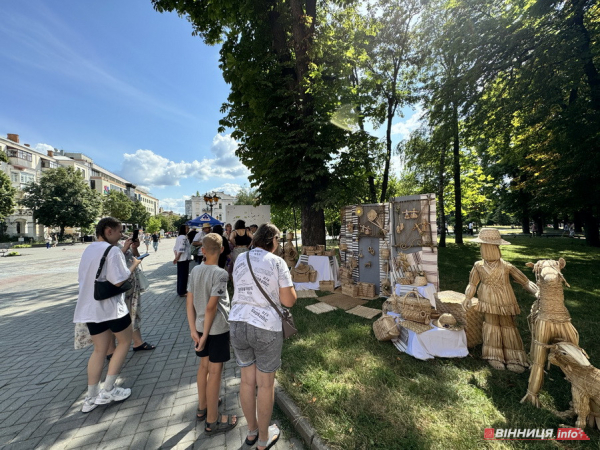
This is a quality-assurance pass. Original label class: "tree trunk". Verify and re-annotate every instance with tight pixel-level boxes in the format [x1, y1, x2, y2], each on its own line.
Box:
[59, 225, 65, 241]
[380, 97, 395, 203]
[438, 144, 448, 247]
[582, 208, 600, 247]
[553, 215, 559, 230]
[301, 204, 326, 246]
[452, 104, 463, 244]
[535, 215, 544, 236]
[572, 0, 600, 115]
[521, 202, 530, 234]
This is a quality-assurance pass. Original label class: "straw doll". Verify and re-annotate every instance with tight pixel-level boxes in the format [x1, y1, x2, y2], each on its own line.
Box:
[462, 228, 538, 373]
[283, 232, 298, 269]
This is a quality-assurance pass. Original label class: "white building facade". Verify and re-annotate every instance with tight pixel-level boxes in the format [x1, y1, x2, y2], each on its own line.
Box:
[0, 133, 159, 241]
[187, 192, 237, 224]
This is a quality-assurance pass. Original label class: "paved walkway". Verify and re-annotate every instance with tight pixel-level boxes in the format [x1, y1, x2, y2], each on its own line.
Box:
[0, 241, 304, 450]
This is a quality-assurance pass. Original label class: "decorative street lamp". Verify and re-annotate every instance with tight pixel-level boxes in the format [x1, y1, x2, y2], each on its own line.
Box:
[203, 192, 220, 216]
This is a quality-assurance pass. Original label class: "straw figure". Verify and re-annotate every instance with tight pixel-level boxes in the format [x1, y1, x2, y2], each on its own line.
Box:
[547, 341, 600, 429]
[521, 258, 579, 407]
[462, 228, 538, 373]
[283, 232, 298, 269]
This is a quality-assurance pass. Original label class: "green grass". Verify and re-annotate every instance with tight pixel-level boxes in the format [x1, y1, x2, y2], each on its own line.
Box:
[277, 237, 600, 449]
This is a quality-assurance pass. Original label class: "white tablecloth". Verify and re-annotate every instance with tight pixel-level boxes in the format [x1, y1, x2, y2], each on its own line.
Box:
[388, 312, 468, 360]
[395, 283, 437, 308]
[294, 255, 341, 291]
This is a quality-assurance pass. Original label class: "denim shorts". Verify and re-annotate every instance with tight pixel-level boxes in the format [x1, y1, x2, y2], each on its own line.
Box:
[230, 321, 283, 373]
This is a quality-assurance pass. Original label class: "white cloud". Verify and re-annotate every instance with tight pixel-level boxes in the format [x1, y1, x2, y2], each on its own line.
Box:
[391, 105, 424, 139]
[159, 195, 190, 215]
[35, 143, 54, 153]
[213, 183, 243, 196]
[118, 134, 249, 188]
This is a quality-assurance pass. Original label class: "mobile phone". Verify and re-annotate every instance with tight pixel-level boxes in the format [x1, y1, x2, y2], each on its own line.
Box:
[132, 229, 139, 242]
[136, 253, 150, 260]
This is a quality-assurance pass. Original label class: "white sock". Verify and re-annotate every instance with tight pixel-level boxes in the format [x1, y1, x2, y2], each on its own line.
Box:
[103, 374, 118, 392]
[88, 383, 100, 398]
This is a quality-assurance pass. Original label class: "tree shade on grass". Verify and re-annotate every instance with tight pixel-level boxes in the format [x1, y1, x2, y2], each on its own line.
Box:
[277, 237, 599, 449]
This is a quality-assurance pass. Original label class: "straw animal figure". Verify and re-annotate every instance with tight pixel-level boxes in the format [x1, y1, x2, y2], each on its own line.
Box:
[547, 341, 600, 429]
[463, 228, 538, 373]
[283, 234, 298, 269]
[521, 258, 579, 407]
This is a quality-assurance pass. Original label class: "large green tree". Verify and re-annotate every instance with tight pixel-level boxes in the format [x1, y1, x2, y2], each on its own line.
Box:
[0, 170, 17, 238]
[128, 200, 151, 229]
[103, 190, 133, 222]
[21, 166, 102, 239]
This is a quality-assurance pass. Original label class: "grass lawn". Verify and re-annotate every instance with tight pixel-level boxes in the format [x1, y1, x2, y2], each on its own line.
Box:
[277, 237, 600, 449]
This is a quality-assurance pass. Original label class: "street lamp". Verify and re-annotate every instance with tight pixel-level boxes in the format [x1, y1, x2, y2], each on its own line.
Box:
[203, 192, 220, 216]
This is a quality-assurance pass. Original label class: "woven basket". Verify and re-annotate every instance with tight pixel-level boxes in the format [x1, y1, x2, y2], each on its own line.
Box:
[339, 243, 348, 252]
[291, 264, 317, 283]
[342, 283, 359, 297]
[319, 280, 335, 292]
[413, 275, 428, 286]
[339, 267, 353, 281]
[358, 282, 376, 298]
[381, 242, 391, 259]
[316, 245, 325, 256]
[400, 290, 431, 324]
[434, 291, 483, 348]
[373, 315, 400, 341]
[302, 246, 319, 256]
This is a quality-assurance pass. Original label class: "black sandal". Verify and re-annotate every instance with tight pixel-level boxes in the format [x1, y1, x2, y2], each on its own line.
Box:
[257, 424, 280, 450]
[133, 342, 156, 352]
[204, 414, 237, 435]
[196, 398, 222, 421]
[245, 428, 258, 446]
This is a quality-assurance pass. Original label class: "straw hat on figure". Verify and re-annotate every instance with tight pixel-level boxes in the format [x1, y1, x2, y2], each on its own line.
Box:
[462, 228, 538, 373]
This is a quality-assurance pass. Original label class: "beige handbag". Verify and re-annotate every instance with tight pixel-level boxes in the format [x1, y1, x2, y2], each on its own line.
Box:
[400, 290, 431, 324]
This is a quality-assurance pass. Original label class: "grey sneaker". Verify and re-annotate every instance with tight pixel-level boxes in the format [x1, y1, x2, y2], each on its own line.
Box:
[82, 396, 98, 413]
[94, 387, 131, 405]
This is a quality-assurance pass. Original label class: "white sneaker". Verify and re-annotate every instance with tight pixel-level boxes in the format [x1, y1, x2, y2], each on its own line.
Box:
[82, 396, 98, 413]
[94, 387, 131, 405]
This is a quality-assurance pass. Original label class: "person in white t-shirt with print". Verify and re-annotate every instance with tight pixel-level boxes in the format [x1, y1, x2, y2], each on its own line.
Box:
[73, 217, 141, 413]
[229, 223, 297, 449]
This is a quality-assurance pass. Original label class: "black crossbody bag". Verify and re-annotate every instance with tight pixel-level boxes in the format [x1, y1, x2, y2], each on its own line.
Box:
[94, 245, 133, 301]
[246, 253, 298, 339]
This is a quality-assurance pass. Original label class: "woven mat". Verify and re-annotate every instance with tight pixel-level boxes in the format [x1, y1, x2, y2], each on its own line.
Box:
[296, 290, 318, 298]
[319, 293, 367, 311]
[399, 320, 433, 334]
[305, 302, 337, 314]
[346, 305, 381, 320]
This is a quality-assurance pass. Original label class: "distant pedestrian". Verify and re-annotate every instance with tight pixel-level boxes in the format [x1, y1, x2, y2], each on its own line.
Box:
[73, 217, 140, 413]
[152, 232, 160, 252]
[52, 234, 58, 248]
[229, 220, 253, 271]
[468, 222, 473, 236]
[46, 235, 52, 249]
[173, 225, 191, 297]
[212, 225, 231, 269]
[192, 223, 212, 264]
[143, 232, 151, 253]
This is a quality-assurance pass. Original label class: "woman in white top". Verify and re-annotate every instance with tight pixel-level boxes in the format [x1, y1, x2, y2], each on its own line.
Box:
[229, 223, 297, 449]
[173, 224, 191, 297]
[73, 217, 141, 413]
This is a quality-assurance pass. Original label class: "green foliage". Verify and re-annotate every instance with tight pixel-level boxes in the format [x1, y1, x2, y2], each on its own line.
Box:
[234, 186, 258, 206]
[172, 214, 189, 231]
[103, 190, 133, 222]
[270, 205, 297, 233]
[21, 166, 102, 237]
[0, 149, 8, 163]
[128, 200, 151, 229]
[158, 215, 174, 232]
[0, 170, 16, 220]
[145, 216, 161, 234]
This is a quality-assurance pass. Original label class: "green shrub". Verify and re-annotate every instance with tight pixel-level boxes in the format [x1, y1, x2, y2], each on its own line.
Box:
[12, 244, 31, 248]
[6, 251, 19, 256]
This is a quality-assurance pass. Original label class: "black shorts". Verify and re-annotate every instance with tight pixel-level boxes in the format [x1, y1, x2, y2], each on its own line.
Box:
[87, 314, 132, 336]
[195, 331, 231, 363]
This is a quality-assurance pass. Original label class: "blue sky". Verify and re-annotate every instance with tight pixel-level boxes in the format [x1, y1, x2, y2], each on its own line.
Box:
[0, 0, 420, 214]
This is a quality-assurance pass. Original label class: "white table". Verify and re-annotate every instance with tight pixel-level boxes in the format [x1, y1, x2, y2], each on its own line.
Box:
[387, 312, 468, 360]
[395, 283, 437, 308]
[293, 255, 341, 291]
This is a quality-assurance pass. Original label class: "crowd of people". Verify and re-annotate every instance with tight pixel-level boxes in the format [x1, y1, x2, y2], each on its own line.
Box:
[73, 217, 296, 449]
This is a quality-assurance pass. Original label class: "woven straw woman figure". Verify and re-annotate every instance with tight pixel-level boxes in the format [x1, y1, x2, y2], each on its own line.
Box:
[283, 232, 298, 269]
[463, 228, 538, 373]
[520, 258, 579, 407]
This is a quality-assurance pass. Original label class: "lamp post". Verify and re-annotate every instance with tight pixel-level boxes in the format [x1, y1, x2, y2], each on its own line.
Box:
[203, 192, 220, 216]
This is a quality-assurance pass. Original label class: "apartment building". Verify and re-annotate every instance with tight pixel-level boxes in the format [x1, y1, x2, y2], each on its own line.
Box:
[184, 191, 237, 223]
[0, 133, 159, 240]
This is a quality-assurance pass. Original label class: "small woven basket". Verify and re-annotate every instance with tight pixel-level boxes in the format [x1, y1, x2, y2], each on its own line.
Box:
[319, 280, 335, 292]
[381, 242, 391, 259]
[413, 274, 428, 286]
[358, 282, 376, 298]
[373, 315, 400, 341]
[382, 295, 402, 315]
[339, 242, 348, 252]
[342, 283, 359, 297]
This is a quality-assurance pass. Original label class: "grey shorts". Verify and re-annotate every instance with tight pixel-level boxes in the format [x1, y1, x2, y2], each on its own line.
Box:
[230, 321, 283, 373]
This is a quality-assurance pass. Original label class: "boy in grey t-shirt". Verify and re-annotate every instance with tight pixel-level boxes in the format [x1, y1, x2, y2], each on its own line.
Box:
[186, 233, 237, 434]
